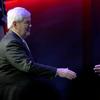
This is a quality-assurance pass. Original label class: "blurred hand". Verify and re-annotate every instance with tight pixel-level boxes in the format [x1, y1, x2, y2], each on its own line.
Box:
[56, 68, 77, 80]
[94, 64, 100, 73]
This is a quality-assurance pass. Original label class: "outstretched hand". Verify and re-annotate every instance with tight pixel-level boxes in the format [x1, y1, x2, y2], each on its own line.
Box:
[94, 64, 100, 73]
[57, 68, 77, 80]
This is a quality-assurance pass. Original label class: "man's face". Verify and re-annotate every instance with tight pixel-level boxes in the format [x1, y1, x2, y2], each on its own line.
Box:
[16, 17, 32, 38]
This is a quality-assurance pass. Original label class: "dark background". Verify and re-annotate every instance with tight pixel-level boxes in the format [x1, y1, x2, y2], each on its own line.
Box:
[4, 0, 100, 100]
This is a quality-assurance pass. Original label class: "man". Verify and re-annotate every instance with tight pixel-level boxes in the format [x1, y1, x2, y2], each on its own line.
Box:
[0, 7, 77, 100]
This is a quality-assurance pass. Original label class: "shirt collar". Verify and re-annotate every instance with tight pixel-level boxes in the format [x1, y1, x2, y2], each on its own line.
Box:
[11, 29, 24, 41]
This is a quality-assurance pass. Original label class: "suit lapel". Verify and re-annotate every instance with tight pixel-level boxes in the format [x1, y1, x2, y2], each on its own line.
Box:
[8, 30, 32, 56]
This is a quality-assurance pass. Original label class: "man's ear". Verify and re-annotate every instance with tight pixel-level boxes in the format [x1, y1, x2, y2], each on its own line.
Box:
[13, 21, 17, 27]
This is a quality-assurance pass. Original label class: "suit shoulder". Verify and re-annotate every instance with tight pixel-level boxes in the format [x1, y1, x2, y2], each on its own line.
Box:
[0, 31, 22, 47]
[0, 35, 15, 46]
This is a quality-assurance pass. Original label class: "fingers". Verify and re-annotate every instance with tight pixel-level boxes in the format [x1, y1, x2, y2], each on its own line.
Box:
[94, 64, 100, 73]
[94, 68, 100, 73]
[57, 68, 77, 80]
[65, 68, 77, 80]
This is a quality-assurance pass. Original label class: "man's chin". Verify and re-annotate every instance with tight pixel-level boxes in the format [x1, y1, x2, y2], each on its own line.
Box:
[27, 32, 30, 36]
[25, 32, 30, 38]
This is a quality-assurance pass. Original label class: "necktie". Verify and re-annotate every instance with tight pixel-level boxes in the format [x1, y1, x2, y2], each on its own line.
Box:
[22, 39, 30, 52]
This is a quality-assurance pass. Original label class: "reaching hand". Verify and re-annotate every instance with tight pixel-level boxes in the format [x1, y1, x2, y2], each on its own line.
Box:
[56, 68, 77, 80]
[94, 64, 100, 73]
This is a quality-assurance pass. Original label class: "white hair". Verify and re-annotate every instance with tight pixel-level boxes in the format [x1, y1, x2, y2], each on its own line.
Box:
[7, 7, 31, 29]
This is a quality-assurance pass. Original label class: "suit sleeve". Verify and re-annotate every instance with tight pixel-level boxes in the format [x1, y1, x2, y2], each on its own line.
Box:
[5, 40, 57, 78]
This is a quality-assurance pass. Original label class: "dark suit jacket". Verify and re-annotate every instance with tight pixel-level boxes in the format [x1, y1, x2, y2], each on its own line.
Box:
[0, 30, 57, 84]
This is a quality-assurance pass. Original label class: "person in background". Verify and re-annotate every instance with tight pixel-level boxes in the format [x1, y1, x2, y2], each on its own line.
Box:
[0, 7, 77, 100]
